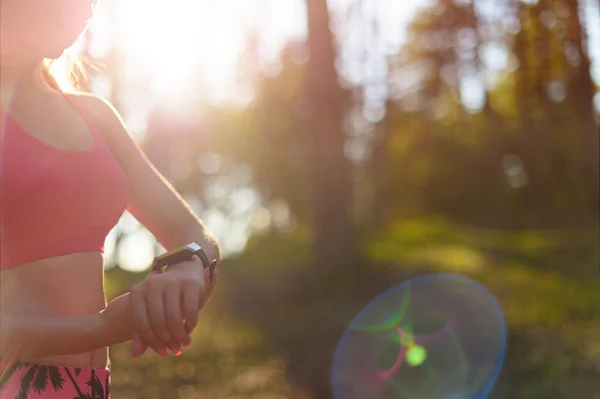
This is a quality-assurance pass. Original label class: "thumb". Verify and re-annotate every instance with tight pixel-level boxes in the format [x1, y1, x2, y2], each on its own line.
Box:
[131, 334, 148, 358]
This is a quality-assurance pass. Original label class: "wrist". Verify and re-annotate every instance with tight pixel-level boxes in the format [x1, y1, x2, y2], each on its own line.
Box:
[163, 239, 219, 271]
[89, 313, 118, 347]
[165, 259, 204, 276]
[153, 239, 220, 274]
[99, 294, 134, 344]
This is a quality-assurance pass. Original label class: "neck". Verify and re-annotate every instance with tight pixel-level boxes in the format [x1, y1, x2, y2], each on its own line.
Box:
[0, 61, 54, 108]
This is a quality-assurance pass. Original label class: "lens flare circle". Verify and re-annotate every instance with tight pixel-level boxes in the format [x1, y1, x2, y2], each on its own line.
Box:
[331, 273, 506, 399]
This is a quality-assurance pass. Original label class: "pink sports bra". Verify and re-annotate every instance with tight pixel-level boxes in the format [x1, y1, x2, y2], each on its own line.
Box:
[0, 95, 130, 269]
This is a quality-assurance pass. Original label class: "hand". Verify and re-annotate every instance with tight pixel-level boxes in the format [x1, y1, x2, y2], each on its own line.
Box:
[130, 262, 219, 358]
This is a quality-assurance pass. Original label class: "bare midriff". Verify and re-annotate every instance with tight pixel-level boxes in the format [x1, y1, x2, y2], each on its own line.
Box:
[0, 251, 109, 369]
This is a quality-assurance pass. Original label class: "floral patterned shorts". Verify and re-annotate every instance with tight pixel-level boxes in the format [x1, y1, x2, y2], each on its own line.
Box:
[0, 362, 110, 398]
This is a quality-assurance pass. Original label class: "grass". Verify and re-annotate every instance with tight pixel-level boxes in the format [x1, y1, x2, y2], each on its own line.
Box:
[364, 217, 599, 398]
[366, 217, 599, 326]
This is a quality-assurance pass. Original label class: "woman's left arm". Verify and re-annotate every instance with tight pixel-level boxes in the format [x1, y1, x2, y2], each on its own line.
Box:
[75, 95, 221, 263]
[74, 93, 221, 355]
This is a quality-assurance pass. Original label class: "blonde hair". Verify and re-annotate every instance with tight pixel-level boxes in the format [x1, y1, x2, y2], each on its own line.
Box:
[42, 52, 92, 92]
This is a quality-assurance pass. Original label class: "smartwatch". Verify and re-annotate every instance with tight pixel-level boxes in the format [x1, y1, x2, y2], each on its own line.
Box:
[151, 242, 217, 280]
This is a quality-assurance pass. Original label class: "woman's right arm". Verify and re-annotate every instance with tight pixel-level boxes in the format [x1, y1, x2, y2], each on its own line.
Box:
[1, 266, 217, 363]
[0, 293, 133, 363]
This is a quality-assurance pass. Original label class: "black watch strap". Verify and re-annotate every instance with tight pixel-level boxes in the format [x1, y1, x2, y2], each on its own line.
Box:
[151, 242, 217, 280]
[192, 247, 219, 281]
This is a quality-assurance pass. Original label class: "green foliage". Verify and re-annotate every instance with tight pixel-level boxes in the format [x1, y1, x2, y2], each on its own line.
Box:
[378, 0, 599, 226]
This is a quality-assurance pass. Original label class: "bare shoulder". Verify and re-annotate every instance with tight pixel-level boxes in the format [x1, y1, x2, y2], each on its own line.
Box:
[66, 91, 118, 116]
[64, 91, 128, 146]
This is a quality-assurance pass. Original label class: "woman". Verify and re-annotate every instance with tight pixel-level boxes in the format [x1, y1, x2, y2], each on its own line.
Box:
[0, 0, 221, 397]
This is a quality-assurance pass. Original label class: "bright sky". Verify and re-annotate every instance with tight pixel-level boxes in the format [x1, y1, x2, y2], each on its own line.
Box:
[85, 0, 600, 102]
[89, 0, 599, 271]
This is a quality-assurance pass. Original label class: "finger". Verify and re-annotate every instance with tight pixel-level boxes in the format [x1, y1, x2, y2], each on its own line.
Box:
[131, 333, 148, 358]
[197, 274, 217, 315]
[203, 268, 219, 305]
[182, 277, 202, 334]
[164, 281, 190, 352]
[209, 260, 217, 283]
[203, 265, 210, 288]
[205, 265, 213, 287]
[197, 268, 210, 310]
[146, 277, 179, 352]
[209, 268, 220, 293]
[131, 284, 167, 357]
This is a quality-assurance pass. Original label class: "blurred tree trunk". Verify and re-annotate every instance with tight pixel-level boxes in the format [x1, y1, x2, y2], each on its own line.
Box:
[565, 0, 599, 211]
[529, 1, 554, 209]
[513, 1, 543, 211]
[371, 110, 389, 228]
[304, 0, 356, 268]
[471, 0, 508, 214]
